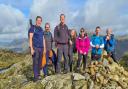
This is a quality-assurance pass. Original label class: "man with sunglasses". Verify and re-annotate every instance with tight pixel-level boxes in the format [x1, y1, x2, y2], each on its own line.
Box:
[76, 28, 90, 72]
[54, 14, 69, 74]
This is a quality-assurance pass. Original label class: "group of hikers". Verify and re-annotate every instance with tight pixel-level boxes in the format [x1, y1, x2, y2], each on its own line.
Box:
[28, 14, 118, 82]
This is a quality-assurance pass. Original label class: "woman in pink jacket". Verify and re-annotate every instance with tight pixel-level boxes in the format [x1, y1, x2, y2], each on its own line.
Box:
[76, 28, 90, 71]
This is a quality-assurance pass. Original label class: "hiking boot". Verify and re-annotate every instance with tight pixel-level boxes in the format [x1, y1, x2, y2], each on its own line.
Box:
[83, 64, 87, 71]
[115, 60, 119, 64]
[56, 69, 61, 74]
[108, 61, 113, 64]
[63, 69, 69, 74]
[76, 67, 80, 73]
[91, 75, 96, 80]
[70, 64, 73, 72]
[33, 78, 38, 82]
[56, 71, 61, 74]
[98, 62, 103, 65]
[44, 75, 48, 78]
[33, 77, 41, 82]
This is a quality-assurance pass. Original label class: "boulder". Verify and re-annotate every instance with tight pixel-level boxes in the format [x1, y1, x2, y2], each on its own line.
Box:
[72, 73, 85, 80]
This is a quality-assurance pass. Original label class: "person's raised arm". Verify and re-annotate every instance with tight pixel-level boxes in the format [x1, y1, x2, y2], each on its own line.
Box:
[108, 36, 115, 46]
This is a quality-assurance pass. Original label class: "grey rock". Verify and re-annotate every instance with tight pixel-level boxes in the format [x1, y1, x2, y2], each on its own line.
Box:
[72, 73, 85, 81]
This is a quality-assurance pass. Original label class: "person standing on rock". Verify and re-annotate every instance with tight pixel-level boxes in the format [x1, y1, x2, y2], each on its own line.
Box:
[54, 14, 69, 74]
[90, 26, 104, 64]
[103, 28, 118, 64]
[28, 16, 46, 81]
[76, 28, 90, 72]
[43, 23, 57, 75]
[68, 29, 77, 72]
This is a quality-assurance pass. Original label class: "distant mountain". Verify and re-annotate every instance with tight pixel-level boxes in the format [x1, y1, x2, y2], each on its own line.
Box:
[0, 38, 29, 53]
[116, 35, 128, 40]
[9, 38, 29, 53]
[116, 39, 128, 59]
[0, 35, 127, 58]
[0, 42, 10, 47]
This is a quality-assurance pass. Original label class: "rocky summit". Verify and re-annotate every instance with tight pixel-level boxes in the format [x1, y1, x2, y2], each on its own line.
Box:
[0, 50, 128, 89]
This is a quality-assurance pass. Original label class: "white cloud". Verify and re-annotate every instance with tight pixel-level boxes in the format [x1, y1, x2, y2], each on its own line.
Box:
[84, 0, 128, 35]
[30, 0, 81, 32]
[0, 4, 28, 40]
[0, 0, 128, 43]
[30, 0, 128, 35]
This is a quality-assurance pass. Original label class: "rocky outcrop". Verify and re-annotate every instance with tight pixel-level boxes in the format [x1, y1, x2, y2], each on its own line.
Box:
[1, 50, 128, 89]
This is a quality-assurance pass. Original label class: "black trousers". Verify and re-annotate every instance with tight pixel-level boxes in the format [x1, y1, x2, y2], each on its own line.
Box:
[77, 53, 87, 70]
[107, 51, 118, 63]
[91, 53, 102, 62]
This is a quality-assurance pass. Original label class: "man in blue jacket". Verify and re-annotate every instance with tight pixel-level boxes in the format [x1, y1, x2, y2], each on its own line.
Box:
[90, 26, 104, 64]
[103, 28, 118, 63]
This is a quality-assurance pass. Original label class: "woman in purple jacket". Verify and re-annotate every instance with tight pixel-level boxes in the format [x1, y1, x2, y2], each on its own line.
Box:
[76, 28, 90, 71]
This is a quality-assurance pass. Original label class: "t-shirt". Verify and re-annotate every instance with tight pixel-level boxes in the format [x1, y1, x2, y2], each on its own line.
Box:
[28, 25, 44, 48]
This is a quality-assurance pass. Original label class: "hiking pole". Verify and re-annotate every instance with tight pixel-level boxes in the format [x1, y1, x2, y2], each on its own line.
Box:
[29, 19, 33, 27]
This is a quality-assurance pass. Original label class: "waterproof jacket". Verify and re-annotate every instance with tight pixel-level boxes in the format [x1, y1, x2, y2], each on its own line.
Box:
[76, 36, 90, 54]
[90, 34, 104, 55]
[103, 34, 116, 52]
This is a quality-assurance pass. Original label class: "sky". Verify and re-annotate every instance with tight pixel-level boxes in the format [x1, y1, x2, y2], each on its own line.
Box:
[0, 0, 128, 42]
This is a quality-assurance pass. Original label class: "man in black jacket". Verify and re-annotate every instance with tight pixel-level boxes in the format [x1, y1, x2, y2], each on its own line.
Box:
[54, 14, 69, 74]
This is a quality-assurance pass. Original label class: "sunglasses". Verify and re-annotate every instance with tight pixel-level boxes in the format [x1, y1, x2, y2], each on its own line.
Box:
[45, 27, 50, 29]
[81, 30, 85, 33]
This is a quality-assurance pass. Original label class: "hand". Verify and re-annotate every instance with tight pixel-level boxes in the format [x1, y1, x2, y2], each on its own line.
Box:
[69, 40, 73, 45]
[96, 45, 99, 49]
[44, 49, 46, 54]
[84, 52, 86, 55]
[55, 42, 57, 46]
[106, 36, 110, 40]
[31, 48, 34, 55]
[80, 50, 83, 54]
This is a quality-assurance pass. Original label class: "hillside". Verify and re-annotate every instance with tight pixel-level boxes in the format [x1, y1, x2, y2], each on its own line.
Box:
[116, 39, 128, 59]
[0, 49, 128, 89]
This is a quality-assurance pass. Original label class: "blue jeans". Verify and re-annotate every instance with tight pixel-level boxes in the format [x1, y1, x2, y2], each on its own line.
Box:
[32, 48, 47, 79]
[56, 44, 69, 73]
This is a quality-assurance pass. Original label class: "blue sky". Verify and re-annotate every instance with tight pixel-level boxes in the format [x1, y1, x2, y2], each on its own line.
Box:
[0, 0, 128, 42]
[0, 0, 85, 17]
[0, 0, 32, 17]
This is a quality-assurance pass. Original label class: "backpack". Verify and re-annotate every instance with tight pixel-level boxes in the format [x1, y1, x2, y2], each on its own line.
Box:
[28, 25, 36, 39]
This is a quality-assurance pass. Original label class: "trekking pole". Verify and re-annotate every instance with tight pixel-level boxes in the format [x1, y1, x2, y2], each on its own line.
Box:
[29, 19, 33, 27]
